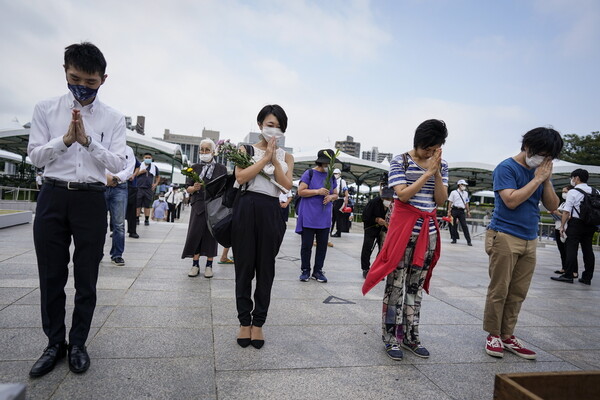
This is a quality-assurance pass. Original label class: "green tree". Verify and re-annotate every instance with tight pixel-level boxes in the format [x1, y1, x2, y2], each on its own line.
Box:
[561, 131, 600, 166]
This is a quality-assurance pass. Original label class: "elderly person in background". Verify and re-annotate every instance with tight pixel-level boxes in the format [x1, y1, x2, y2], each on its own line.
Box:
[181, 139, 227, 279]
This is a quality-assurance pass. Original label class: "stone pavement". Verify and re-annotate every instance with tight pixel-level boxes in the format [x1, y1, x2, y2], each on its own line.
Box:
[0, 208, 599, 400]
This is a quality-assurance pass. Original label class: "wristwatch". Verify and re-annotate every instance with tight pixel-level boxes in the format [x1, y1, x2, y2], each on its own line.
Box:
[82, 136, 92, 148]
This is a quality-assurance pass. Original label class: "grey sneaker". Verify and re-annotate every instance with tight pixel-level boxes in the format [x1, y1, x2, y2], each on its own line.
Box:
[188, 266, 200, 277]
[385, 344, 403, 361]
[401, 342, 430, 358]
[204, 266, 213, 278]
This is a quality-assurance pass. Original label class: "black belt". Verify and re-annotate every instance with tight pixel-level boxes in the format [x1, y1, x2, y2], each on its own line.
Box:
[44, 179, 106, 192]
[452, 206, 465, 210]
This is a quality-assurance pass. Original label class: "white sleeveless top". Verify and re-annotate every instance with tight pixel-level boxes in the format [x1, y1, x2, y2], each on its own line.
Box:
[245, 147, 288, 197]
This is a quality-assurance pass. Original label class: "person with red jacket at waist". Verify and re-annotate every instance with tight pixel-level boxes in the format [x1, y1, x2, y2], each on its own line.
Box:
[363, 119, 448, 362]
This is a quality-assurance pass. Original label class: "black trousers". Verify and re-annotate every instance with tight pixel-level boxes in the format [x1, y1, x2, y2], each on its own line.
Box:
[450, 207, 471, 243]
[361, 232, 382, 271]
[167, 202, 177, 222]
[331, 199, 344, 233]
[564, 218, 596, 281]
[231, 192, 286, 327]
[175, 203, 182, 219]
[33, 184, 107, 346]
[300, 227, 329, 273]
[126, 184, 138, 235]
[554, 228, 567, 270]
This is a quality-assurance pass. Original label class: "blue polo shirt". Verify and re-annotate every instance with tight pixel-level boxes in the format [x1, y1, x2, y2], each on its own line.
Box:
[488, 157, 543, 240]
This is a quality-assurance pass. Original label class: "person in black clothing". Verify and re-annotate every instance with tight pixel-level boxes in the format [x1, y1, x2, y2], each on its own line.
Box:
[126, 155, 141, 238]
[360, 187, 395, 278]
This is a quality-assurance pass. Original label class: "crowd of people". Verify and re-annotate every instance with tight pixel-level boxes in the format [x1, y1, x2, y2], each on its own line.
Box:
[25, 41, 597, 379]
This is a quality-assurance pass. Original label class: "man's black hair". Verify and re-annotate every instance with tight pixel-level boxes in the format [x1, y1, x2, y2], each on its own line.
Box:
[520, 127, 563, 158]
[143, 153, 152, 157]
[413, 119, 448, 149]
[571, 168, 589, 183]
[64, 42, 107, 76]
[257, 104, 288, 133]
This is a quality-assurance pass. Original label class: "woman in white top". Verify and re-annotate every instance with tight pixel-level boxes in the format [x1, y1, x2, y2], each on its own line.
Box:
[232, 105, 294, 349]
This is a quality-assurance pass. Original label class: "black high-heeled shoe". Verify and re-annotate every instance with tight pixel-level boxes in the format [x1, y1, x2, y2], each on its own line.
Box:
[250, 326, 264, 349]
[237, 326, 251, 348]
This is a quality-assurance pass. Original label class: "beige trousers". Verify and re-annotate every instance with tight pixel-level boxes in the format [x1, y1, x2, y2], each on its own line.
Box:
[483, 229, 537, 336]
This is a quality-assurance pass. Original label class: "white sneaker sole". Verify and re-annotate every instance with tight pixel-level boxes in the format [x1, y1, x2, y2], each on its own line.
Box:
[485, 347, 504, 358]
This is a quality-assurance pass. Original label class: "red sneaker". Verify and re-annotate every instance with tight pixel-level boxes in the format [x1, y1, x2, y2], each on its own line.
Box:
[502, 336, 537, 360]
[485, 334, 504, 358]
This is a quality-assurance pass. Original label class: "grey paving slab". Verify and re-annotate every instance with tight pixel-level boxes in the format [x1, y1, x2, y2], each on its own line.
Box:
[0, 360, 69, 400]
[551, 349, 600, 370]
[104, 305, 211, 328]
[214, 324, 391, 371]
[50, 357, 216, 400]
[119, 288, 211, 307]
[0, 287, 35, 305]
[217, 365, 452, 400]
[418, 361, 579, 400]
[88, 327, 212, 358]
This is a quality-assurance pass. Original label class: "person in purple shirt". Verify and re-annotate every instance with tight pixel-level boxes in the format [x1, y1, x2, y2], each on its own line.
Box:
[296, 149, 339, 283]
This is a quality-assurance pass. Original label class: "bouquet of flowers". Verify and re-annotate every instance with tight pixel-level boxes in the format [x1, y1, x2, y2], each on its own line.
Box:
[181, 166, 204, 185]
[216, 139, 288, 193]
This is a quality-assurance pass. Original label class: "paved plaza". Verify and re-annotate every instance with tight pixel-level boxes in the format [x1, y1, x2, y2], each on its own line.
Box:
[0, 208, 599, 400]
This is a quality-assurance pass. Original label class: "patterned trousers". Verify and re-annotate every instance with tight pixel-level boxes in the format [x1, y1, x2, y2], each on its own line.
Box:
[382, 232, 437, 346]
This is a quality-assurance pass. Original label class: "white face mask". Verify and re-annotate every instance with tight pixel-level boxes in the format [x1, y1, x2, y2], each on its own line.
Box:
[261, 126, 284, 142]
[159, 197, 165, 201]
[570, 178, 577, 187]
[562, 192, 568, 200]
[334, 174, 341, 179]
[383, 200, 392, 208]
[525, 154, 545, 168]
[199, 153, 213, 163]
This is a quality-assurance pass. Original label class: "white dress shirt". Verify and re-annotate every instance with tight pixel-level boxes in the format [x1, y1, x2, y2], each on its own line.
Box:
[110, 145, 136, 183]
[564, 183, 592, 219]
[28, 92, 126, 184]
[448, 188, 469, 208]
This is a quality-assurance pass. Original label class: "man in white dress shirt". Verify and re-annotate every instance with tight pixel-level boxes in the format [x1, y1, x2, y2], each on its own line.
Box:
[27, 42, 126, 377]
[447, 179, 472, 246]
[105, 145, 137, 265]
[551, 169, 597, 285]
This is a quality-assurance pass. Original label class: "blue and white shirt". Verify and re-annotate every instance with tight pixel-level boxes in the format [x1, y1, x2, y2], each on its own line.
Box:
[388, 153, 448, 233]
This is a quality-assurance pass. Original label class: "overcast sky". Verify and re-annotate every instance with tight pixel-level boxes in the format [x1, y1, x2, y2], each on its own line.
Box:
[1, 0, 598, 164]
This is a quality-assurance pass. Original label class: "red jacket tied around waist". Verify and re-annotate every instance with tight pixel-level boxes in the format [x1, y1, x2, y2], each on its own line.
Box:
[362, 199, 441, 295]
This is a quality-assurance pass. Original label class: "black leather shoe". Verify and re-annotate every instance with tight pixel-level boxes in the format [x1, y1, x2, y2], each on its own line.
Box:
[554, 269, 565, 274]
[451, 240, 457, 244]
[578, 278, 591, 285]
[550, 275, 573, 283]
[129, 233, 139, 238]
[29, 342, 67, 377]
[68, 344, 90, 373]
[250, 339, 264, 349]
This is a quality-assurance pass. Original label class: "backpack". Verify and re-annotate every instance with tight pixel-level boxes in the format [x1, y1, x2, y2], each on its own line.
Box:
[203, 145, 254, 247]
[573, 187, 600, 228]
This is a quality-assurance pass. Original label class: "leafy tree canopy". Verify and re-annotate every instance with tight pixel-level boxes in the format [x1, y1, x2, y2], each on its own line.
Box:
[560, 131, 600, 166]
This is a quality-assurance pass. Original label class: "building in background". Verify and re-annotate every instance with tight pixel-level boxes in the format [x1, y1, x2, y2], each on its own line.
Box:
[162, 128, 220, 165]
[362, 146, 394, 163]
[335, 135, 360, 157]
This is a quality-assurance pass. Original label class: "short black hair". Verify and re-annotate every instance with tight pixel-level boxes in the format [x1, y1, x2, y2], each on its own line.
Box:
[64, 42, 107, 76]
[520, 127, 563, 158]
[257, 104, 288, 133]
[571, 168, 589, 183]
[143, 153, 152, 157]
[413, 119, 448, 149]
